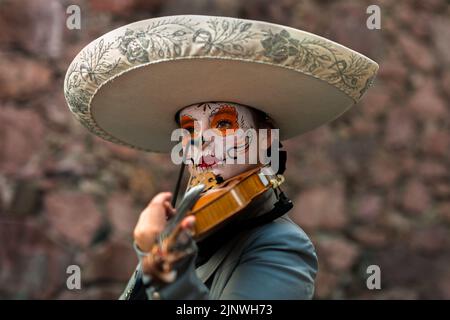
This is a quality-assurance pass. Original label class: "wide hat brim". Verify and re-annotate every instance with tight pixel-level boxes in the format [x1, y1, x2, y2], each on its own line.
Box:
[64, 15, 378, 152]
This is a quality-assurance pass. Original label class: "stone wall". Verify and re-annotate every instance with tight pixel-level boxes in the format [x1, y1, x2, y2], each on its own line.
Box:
[0, 0, 449, 299]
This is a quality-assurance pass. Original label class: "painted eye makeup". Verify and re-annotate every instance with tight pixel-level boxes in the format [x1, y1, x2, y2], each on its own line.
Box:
[210, 105, 239, 135]
[217, 119, 233, 129]
[180, 115, 195, 135]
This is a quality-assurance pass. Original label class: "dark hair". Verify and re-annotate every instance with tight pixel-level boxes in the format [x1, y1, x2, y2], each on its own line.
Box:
[250, 108, 287, 175]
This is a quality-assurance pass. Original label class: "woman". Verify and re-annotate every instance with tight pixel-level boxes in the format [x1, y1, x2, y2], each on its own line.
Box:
[64, 15, 378, 300]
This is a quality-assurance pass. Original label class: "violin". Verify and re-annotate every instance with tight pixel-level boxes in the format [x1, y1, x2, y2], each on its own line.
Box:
[189, 166, 285, 241]
[155, 166, 286, 256]
[137, 165, 289, 284]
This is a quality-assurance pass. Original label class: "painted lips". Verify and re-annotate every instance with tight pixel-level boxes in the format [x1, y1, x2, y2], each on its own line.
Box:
[198, 155, 219, 169]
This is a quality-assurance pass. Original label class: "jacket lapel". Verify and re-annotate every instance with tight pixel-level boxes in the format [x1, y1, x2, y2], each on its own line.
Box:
[195, 233, 242, 283]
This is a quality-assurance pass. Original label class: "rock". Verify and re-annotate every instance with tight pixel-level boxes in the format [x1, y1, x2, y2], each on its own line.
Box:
[421, 129, 450, 158]
[43, 91, 74, 129]
[297, 126, 334, 146]
[413, 0, 447, 11]
[381, 211, 413, 235]
[395, 2, 416, 28]
[431, 17, 450, 67]
[56, 283, 125, 300]
[382, 13, 400, 38]
[0, 106, 45, 176]
[384, 107, 417, 148]
[0, 186, 4, 213]
[442, 71, 450, 98]
[438, 203, 450, 224]
[316, 236, 360, 272]
[289, 150, 338, 185]
[417, 160, 448, 181]
[351, 226, 388, 248]
[44, 191, 104, 247]
[0, 220, 73, 299]
[94, 137, 140, 161]
[348, 115, 378, 135]
[375, 244, 444, 298]
[407, 83, 448, 121]
[58, 42, 88, 74]
[410, 226, 449, 254]
[410, 12, 432, 39]
[398, 34, 436, 72]
[368, 152, 400, 187]
[8, 179, 42, 216]
[370, 287, 419, 300]
[326, 1, 383, 58]
[290, 0, 324, 33]
[0, 177, 15, 212]
[106, 192, 139, 239]
[127, 166, 157, 203]
[89, 0, 164, 16]
[0, 0, 64, 58]
[89, 0, 137, 15]
[49, 142, 99, 178]
[401, 179, 431, 215]
[327, 136, 375, 177]
[290, 181, 348, 231]
[434, 183, 450, 200]
[210, 0, 241, 17]
[438, 267, 450, 299]
[377, 55, 408, 97]
[361, 85, 392, 118]
[353, 194, 383, 223]
[314, 269, 339, 299]
[81, 240, 137, 283]
[398, 154, 417, 176]
[134, 0, 166, 11]
[0, 53, 52, 99]
[375, 244, 428, 286]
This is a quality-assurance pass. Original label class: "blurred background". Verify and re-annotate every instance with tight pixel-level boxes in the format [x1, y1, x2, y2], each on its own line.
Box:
[0, 0, 449, 299]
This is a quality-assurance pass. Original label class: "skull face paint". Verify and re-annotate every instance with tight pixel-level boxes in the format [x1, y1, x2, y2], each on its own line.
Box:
[178, 102, 261, 185]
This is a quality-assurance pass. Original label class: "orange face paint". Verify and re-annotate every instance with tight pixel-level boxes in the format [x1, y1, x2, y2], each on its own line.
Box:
[210, 105, 239, 136]
[180, 115, 195, 132]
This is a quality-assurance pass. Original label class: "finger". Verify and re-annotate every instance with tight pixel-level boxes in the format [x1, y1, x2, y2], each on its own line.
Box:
[173, 216, 196, 245]
[142, 253, 177, 283]
[164, 247, 195, 271]
[142, 192, 173, 225]
[159, 270, 177, 283]
[181, 216, 196, 234]
[163, 200, 176, 219]
[134, 193, 172, 251]
[149, 192, 172, 207]
[134, 212, 164, 251]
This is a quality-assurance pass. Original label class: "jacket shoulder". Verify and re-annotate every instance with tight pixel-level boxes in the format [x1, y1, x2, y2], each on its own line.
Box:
[242, 215, 316, 255]
[216, 215, 318, 299]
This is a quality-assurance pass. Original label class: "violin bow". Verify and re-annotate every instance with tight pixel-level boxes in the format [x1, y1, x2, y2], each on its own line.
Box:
[157, 141, 197, 247]
[171, 141, 190, 208]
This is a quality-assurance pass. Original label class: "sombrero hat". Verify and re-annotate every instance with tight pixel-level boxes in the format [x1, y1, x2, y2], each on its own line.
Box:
[64, 14, 378, 152]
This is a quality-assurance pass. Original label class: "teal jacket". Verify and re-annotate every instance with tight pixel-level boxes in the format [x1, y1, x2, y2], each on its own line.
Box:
[120, 215, 318, 300]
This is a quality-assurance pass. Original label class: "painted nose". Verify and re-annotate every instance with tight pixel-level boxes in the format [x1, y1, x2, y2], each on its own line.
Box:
[188, 129, 212, 149]
[201, 133, 213, 149]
